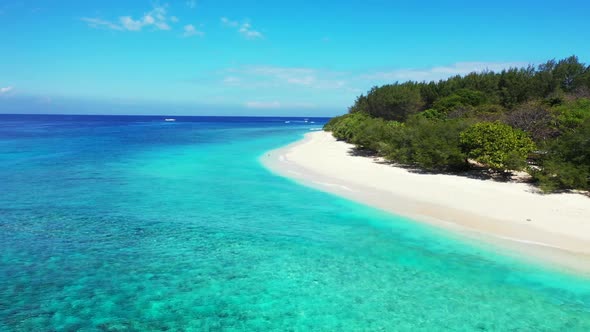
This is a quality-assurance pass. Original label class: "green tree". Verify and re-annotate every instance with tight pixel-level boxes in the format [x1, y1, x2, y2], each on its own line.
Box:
[532, 60, 558, 98]
[403, 118, 470, 170]
[350, 117, 403, 152]
[432, 89, 488, 114]
[533, 118, 590, 191]
[553, 56, 586, 92]
[553, 98, 590, 133]
[460, 122, 536, 170]
[365, 83, 424, 121]
[498, 67, 535, 108]
[416, 108, 447, 121]
[349, 94, 369, 113]
[324, 112, 371, 141]
[323, 55, 590, 191]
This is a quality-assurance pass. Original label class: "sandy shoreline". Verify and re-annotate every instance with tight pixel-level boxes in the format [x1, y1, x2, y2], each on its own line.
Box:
[262, 131, 590, 274]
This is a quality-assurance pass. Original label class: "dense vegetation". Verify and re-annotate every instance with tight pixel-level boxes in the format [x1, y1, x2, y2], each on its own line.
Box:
[324, 56, 590, 192]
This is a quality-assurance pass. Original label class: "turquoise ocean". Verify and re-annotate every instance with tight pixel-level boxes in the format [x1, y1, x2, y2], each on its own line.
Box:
[1, 114, 589, 331]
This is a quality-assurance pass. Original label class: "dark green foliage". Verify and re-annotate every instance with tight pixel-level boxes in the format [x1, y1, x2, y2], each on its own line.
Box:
[419, 82, 440, 108]
[553, 56, 587, 92]
[582, 68, 590, 89]
[365, 83, 424, 121]
[460, 122, 536, 171]
[382, 118, 470, 170]
[552, 98, 590, 133]
[497, 67, 536, 108]
[349, 94, 369, 113]
[345, 55, 589, 123]
[324, 112, 371, 141]
[532, 60, 559, 98]
[349, 117, 403, 152]
[325, 113, 469, 170]
[416, 109, 447, 121]
[324, 113, 403, 153]
[432, 89, 488, 114]
[532, 119, 590, 191]
[533, 160, 589, 192]
[324, 55, 590, 192]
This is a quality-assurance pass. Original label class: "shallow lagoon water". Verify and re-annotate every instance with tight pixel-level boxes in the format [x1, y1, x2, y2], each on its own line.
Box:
[1, 115, 589, 331]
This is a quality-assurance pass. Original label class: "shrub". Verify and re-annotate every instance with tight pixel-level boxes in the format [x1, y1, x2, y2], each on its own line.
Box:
[532, 118, 590, 191]
[365, 83, 424, 121]
[553, 98, 590, 133]
[460, 122, 536, 171]
[383, 118, 470, 170]
[324, 112, 370, 141]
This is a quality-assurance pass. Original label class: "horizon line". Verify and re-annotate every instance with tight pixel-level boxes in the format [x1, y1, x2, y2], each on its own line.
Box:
[0, 113, 334, 118]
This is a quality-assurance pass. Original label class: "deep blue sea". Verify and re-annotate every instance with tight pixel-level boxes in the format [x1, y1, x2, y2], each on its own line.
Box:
[1, 114, 589, 331]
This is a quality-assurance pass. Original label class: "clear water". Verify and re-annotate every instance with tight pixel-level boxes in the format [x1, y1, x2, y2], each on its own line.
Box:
[1, 114, 589, 331]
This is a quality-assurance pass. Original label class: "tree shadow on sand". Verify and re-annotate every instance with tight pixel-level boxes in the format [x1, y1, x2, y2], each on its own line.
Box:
[346, 147, 589, 198]
[347, 147, 538, 186]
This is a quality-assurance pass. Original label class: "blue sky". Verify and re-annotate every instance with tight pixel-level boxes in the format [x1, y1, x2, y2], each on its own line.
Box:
[1, 0, 589, 116]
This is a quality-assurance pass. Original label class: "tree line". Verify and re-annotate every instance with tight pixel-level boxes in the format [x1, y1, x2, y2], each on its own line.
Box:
[324, 56, 590, 192]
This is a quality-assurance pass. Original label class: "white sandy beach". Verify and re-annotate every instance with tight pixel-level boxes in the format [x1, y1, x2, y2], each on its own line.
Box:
[263, 131, 590, 272]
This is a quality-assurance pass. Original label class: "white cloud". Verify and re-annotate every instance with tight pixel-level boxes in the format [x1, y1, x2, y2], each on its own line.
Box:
[225, 66, 348, 90]
[363, 62, 527, 83]
[144, 15, 156, 25]
[221, 17, 263, 39]
[244, 101, 318, 110]
[82, 6, 173, 32]
[155, 22, 171, 30]
[0, 86, 14, 95]
[249, 67, 316, 86]
[186, 0, 197, 9]
[80, 17, 123, 31]
[238, 23, 263, 39]
[183, 24, 204, 37]
[120, 16, 144, 31]
[170, 16, 179, 23]
[221, 17, 239, 27]
[245, 101, 281, 109]
[216, 61, 529, 107]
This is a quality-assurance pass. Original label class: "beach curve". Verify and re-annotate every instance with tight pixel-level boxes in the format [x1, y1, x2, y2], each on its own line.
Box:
[262, 131, 590, 274]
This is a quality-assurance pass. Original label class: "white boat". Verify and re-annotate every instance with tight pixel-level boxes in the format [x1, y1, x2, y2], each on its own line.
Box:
[164, 118, 176, 122]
